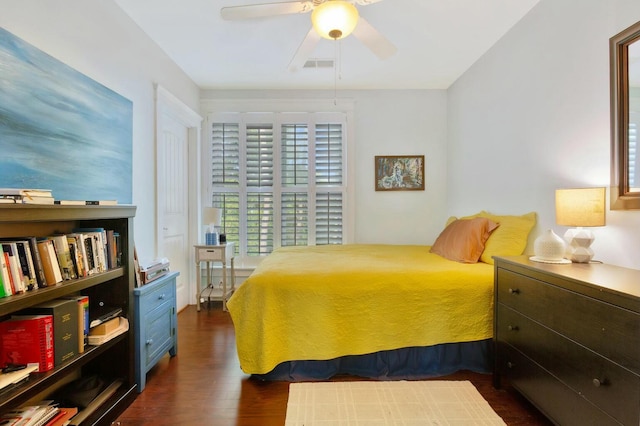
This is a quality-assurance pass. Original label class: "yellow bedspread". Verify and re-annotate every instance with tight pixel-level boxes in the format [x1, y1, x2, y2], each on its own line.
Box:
[227, 244, 495, 375]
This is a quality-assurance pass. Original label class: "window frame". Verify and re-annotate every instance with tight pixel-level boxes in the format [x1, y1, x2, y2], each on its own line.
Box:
[201, 99, 355, 267]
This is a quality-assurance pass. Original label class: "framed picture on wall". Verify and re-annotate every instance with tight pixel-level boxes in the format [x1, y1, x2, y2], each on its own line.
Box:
[375, 155, 425, 191]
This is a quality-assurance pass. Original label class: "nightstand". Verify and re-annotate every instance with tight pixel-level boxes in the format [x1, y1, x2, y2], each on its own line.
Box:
[493, 256, 640, 425]
[133, 271, 179, 392]
[195, 242, 236, 311]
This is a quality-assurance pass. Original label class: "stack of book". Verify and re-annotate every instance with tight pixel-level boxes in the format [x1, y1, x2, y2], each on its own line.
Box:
[0, 229, 121, 299]
[0, 402, 60, 426]
[0, 188, 54, 204]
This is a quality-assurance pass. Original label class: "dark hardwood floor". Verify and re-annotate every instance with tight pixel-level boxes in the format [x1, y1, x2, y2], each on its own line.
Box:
[115, 304, 552, 425]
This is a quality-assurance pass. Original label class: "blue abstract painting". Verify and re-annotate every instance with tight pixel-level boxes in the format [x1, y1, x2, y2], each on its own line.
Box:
[0, 27, 132, 203]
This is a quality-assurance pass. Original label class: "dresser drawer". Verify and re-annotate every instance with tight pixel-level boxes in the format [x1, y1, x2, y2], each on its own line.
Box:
[197, 247, 224, 261]
[497, 268, 640, 374]
[497, 303, 640, 425]
[497, 343, 621, 426]
[139, 279, 175, 316]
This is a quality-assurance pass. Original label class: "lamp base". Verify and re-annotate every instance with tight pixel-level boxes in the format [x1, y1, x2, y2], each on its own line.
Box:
[532, 229, 566, 263]
[563, 227, 595, 263]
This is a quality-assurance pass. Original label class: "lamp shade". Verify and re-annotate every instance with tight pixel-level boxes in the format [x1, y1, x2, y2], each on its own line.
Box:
[311, 0, 359, 40]
[202, 207, 222, 227]
[555, 187, 606, 227]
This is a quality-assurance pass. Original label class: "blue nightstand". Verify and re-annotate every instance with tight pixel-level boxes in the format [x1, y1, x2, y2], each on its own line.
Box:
[134, 271, 179, 392]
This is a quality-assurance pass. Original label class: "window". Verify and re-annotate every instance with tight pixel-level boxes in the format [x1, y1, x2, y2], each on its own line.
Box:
[208, 112, 348, 260]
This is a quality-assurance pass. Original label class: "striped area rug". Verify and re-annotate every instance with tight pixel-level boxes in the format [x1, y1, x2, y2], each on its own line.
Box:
[285, 380, 506, 425]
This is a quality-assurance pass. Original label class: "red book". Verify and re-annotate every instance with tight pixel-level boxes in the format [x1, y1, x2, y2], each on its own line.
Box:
[0, 314, 54, 372]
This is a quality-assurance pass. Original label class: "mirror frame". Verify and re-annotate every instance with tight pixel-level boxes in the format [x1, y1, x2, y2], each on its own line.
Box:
[610, 20, 640, 210]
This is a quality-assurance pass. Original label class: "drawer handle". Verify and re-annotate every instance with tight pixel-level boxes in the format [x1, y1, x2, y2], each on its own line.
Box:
[508, 288, 520, 295]
[158, 294, 166, 300]
[507, 325, 519, 332]
[507, 361, 515, 369]
[592, 378, 607, 387]
[146, 339, 153, 346]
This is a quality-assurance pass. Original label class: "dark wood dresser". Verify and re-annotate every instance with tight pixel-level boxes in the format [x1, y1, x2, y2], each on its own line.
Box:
[493, 256, 640, 425]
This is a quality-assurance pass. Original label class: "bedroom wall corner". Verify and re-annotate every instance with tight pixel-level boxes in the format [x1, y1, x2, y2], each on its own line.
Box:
[446, 0, 640, 269]
[0, 0, 201, 263]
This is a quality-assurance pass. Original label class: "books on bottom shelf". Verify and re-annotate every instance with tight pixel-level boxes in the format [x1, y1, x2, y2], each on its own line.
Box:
[87, 317, 128, 346]
[0, 402, 60, 426]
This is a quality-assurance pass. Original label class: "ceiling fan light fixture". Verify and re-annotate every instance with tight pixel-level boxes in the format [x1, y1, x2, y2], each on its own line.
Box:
[311, 1, 359, 40]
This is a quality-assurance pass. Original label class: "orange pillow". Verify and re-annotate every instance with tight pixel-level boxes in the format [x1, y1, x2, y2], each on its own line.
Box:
[430, 218, 499, 263]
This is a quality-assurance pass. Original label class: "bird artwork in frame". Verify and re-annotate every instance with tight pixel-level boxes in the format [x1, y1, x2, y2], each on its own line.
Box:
[375, 155, 425, 191]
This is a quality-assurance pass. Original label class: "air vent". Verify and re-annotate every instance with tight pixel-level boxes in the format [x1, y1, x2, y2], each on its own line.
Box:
[303, 58, 334, 69]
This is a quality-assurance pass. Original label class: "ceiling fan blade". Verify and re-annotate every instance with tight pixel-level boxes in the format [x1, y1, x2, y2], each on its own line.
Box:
[288, 28, 321, 72]
[221, 1, 313, 21]
[352, 16, 397, 60]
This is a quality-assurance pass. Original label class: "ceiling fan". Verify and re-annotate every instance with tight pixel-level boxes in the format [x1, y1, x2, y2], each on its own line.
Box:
[220, 0, 397, 72]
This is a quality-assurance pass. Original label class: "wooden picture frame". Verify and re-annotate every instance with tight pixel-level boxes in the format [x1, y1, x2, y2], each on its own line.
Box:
[375, 155, 425, 191]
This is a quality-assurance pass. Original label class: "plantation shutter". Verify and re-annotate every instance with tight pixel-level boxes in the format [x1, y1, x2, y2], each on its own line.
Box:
[315, 123, 343, 244]
[209, 110, 348, 259]
[211, 123, 240, 186]
[210, 123, 240, 252]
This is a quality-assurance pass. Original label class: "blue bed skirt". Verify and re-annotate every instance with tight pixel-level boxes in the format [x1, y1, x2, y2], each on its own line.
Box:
[252, 339, 492, 381]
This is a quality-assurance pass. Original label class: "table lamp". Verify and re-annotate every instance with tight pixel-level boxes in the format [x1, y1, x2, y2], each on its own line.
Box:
[555, 187, 606, 263]
[202, 207, 222, 245]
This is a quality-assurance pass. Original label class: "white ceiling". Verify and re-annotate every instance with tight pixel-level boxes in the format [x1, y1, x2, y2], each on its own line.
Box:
[114, 0, 540, 90]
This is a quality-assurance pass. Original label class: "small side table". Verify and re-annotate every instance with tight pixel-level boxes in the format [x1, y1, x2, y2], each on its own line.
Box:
[133, 271, 178, 392]
[195, 242, 236, 311]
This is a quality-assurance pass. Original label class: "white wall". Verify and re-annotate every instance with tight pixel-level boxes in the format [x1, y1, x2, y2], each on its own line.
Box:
[0, 0, 200, 261]
[448, 0, 640, 269]
[200, 89, 449, 246]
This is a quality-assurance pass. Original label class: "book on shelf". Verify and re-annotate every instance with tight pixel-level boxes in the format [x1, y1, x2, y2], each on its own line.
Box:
[45, 406, 78, 426]
[20, 196, 55, 205]
[2, 237, 48, 288]
[85, 200, 117, 205]
[0, 188, 52, 198]
[65, 234, 87, 278]
[0, 252, 13, 296]
[87, 317, 128, 346]
[0, 314, 54, 372]
[88, 306, 122, 329]
[36, 240, 63, 286]
[1, 243, 27, 293]
[0, 364, 38, 392]
[0, 266, 6, 298]
[47, 235, 76, 281]
[54, 200, 117, 206]
[0, 240, 37, 291]
[88, 316, 119, 336]
[72, 229, 107, 273]
[22, 299, 78, 366]
[61, 295, 89, 354]
[0, 194, 55, 204]
[0, 403, 59, 426]
[15, 240, 37, 291]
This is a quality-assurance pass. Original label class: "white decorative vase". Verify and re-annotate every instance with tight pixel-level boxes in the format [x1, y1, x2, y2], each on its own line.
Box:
[533, 229, 566, 261]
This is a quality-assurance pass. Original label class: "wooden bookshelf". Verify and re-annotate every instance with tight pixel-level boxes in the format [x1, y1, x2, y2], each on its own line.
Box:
[0, 204, 137, 425]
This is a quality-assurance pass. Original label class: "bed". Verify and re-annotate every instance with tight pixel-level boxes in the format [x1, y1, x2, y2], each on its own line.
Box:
[227, 211, 536, 381]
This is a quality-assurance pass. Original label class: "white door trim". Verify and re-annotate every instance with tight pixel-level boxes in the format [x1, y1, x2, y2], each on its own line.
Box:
[155, 85, 202, 307]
